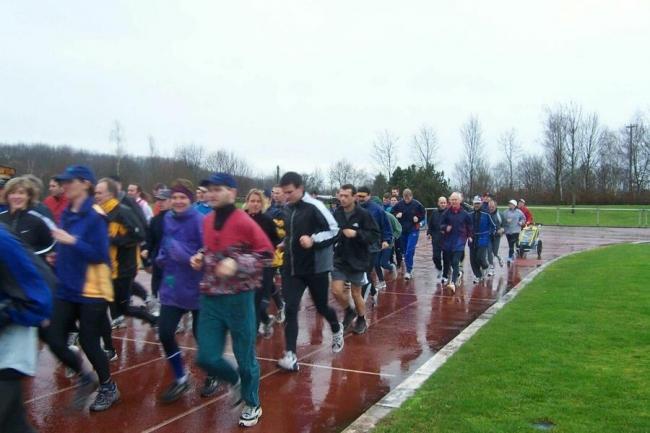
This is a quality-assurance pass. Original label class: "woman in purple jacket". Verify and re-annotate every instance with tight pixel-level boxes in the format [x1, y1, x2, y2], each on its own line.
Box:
[155, 181, 217, 403]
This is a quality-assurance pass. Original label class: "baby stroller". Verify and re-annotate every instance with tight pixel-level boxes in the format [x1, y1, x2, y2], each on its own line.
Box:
[517, 224, 542, 259]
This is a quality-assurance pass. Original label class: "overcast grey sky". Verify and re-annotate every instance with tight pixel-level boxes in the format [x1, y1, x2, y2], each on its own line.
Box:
[1, 1, 648, 178]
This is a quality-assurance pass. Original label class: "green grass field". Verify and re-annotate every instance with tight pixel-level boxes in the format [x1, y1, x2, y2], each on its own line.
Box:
[524, 206, 650, 228]
[374, 243, 650, 433]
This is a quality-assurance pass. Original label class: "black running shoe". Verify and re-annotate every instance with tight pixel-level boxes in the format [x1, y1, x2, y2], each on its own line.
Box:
[353, 316, 368, 335]
[159, 380, 190, 404]
[200, 376, 219, 398]
[342, 308, 356, 331]
[89, 381, 120, 412]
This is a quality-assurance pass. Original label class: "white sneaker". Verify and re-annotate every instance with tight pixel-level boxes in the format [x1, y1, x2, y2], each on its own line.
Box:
[376, 281, 387, 291]
[472, 277, 480, 284]
[487, 266, 495, 277]
[332, 323, 345, 353]
[110, 316, 126, 329]
[447, 282, 456, 293]
[404, 272, 412, 280]
[441, 277, 448, 285]
[277, 351, 299, 372]
[239, 404, 263, 427]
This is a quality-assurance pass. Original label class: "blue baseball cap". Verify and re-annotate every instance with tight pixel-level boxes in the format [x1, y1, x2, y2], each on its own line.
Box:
[54, 165, 97, 185]
[200, 172, 237, 189]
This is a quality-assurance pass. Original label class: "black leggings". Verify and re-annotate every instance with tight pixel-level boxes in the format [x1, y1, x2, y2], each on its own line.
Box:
[443, 250, 464, 283]
[0, 379, 37, 433]
[110, 277, 156, 324]
[506, 233, 519, 258]
[47, 299, 111, 383]
[283, 272, 340, 353]
[255, 267, 275, 326]
[158, 305, 198, 358]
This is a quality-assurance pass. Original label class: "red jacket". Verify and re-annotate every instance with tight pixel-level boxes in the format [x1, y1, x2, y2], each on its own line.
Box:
[519, 205, 533, 225]
[43, 195, 69, 226]
[200, 207, 273, 295]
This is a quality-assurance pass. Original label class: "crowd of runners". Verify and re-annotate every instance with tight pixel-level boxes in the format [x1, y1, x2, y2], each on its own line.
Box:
[0, 164, 534, 431]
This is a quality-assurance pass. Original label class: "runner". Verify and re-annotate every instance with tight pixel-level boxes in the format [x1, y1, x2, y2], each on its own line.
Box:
[47, 165, 119, 412]
[469, 196, 495, 283]
[127, 183, 154, 224]
[191, 172, 273, 428]
[517, 198, 534, 225]
[276, 172, 344, 372]
[264, 185, 287, 323]
[243, 188, 281, 339]
[43, 176, 69, 226]
[155, 181, 218, 402]
[0, 224, 52, 433]
[193, 185, 212, 215]
[94, 178, 156, 329]
[356, 187, 391, 293]
[426, 196, 448, 280]
[331, 184, 380, 335]
[440, 192, 473, 292]
[503, 200, 526, 264]
[391, 188, 425, 280]
[486, 199, 505, 274]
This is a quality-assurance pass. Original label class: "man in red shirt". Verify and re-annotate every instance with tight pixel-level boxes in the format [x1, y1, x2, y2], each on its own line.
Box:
[518, 199, 534, 225]
[42, 176, 69, 225]
[190, 172, 273, 428]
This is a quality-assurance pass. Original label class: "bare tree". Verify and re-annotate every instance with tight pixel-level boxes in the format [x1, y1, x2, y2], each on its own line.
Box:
[204, 149, 252, 178]
[498, 128, 520, 191]
[454, 115, 487, 195]
[517, 154, 548, 194]
[174, 143, 206, 170]
[109, 120, 125, 176]
[564, 102, 582, 209]
[542, 106, 567, 201]
[302, 168, 325, 194]
[579, 113, 603, 192]
[411, 124, 438, 169]
[328, 159, 370, 191]
[372, 130, 399, 180]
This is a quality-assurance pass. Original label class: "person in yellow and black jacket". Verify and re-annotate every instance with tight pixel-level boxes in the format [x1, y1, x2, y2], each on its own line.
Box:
[95, 178, 156, 329]
[46, 165, 120, 412]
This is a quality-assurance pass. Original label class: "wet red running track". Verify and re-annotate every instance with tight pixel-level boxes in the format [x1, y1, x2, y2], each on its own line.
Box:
[25, 227, 648, 432]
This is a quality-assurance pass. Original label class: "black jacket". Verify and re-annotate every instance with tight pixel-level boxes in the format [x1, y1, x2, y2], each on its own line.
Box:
[426, 208, 445, 244]
[333, 204, 380, 273]
[106, 202, 145, 279]
[283, 193, 339, 277]
[0, 208, 55, 258]
[247, 211, 281, 248]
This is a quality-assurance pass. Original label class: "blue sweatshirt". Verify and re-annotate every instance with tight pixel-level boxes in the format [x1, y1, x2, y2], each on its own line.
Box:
[55, 197, 113, 303]
[0, 226, 52, 328]
[440, 206, 473, 252]
[360, 200, 392, 250]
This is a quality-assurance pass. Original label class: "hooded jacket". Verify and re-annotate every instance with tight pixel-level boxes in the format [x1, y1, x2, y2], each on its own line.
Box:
[156, 207, 204, 310]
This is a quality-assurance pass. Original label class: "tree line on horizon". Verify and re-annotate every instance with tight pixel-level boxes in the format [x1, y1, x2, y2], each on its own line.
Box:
[1, 103, 648, 207]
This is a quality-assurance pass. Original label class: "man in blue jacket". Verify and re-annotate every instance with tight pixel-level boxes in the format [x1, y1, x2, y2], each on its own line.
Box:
[0, 224, 52, 433]
[356, 187, 392, 292]
[391, 189, 425, 281]
[440, 192, 473, 292]
[469, 196, 496, 283]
